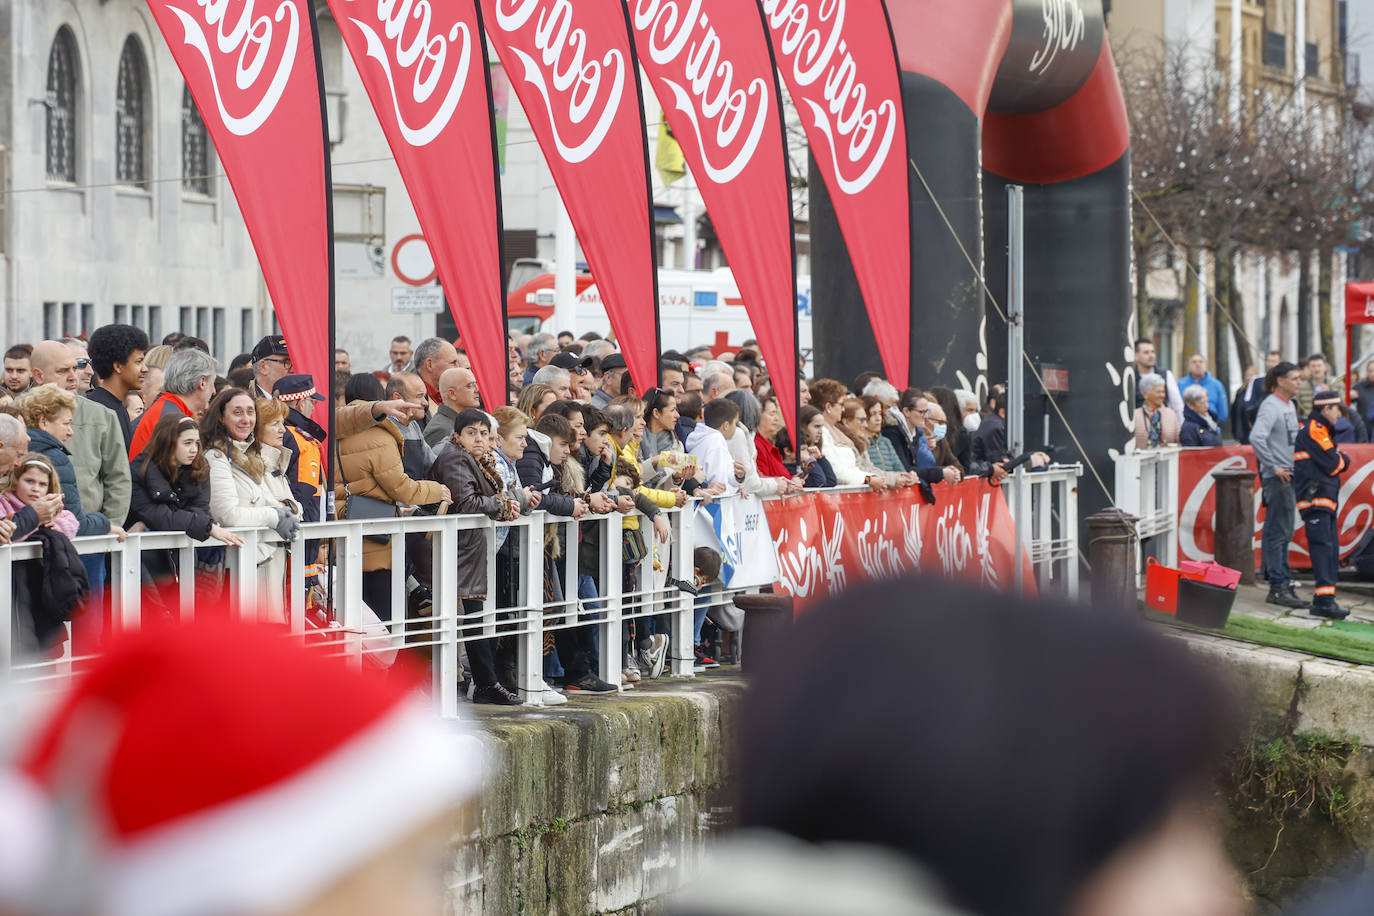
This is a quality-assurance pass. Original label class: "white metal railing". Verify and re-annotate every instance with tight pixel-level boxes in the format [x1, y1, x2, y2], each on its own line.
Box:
[2, 479, 1084, 710]
[1113, 447, 1181, 585]
[1008, 463, 1083, 599]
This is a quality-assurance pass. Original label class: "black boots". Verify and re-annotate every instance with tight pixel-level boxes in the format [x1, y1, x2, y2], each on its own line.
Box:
[1266, 584, 1307, 609]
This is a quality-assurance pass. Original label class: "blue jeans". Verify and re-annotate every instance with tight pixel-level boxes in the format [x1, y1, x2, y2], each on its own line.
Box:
[1261, 474, 1296, 587]
[578, 573, 602, 665]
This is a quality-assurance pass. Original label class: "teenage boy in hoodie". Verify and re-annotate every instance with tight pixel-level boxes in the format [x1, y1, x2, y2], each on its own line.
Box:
[517, 412, 618, 695]
[686, 399, 743, 495]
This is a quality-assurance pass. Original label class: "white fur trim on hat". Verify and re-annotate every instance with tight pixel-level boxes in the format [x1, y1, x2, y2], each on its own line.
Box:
[0, 770, 54, 901]
[103, 702, 483, 916]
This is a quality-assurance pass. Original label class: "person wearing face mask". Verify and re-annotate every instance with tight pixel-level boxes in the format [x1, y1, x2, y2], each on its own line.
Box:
[955, 389, 981, 435]
[969, 384, 1050, 484]
[922, 403, 964, 491]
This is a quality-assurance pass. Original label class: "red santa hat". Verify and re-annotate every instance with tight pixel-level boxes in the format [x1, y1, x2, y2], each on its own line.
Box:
[0, 620, 483, 916]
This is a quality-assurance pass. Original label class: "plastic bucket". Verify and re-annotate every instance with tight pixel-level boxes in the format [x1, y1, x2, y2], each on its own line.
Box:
[1177, 578, 1236, 629]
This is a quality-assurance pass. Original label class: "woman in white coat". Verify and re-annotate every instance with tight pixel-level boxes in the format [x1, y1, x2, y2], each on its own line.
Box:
[200, 388, 301, 621]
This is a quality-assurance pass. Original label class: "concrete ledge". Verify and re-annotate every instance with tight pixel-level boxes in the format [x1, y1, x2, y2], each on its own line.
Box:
[449, 673, 746, 915]
[1161, 628, 1374, 745]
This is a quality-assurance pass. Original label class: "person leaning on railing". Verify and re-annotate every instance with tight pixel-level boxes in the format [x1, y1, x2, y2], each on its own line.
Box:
[427, 407, 523, 706]
[723, 389, 804, 497]
[127, 414, 244, 608]
[201, 388, 302, 623]
[335, 373, 450, 626]
[794, 406, 838, 488]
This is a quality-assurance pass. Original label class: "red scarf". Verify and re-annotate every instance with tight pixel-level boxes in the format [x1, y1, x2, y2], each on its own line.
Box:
[755, 432, 790, 478]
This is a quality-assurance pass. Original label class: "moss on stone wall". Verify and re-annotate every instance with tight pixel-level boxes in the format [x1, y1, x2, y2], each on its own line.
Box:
[447, 676, 745, 916]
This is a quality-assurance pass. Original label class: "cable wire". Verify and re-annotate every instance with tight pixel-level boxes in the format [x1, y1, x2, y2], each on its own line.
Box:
[906, 156, 1119, 507]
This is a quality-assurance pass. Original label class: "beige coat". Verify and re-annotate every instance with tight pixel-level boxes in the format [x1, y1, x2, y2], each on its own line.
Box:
[336, 417, 445, 572]
[1132, 406, 1181, 450]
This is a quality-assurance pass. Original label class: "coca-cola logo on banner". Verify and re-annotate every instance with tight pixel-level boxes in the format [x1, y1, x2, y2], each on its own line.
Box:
[633, 0, 769, 183]
[760, 0, 898, 194]
[491, 0, 626, 163]
[337, 0, 473, 146]
[1179, 446, 1374, 568]
[160, 0, 301, 136]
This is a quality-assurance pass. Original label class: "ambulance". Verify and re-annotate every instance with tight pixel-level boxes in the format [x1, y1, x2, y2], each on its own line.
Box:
[505, 259, 814, 369]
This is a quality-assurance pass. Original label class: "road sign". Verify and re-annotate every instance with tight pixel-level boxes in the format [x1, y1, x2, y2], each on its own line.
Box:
[391, 234, 437, 286]
[391, 286, 445, 314]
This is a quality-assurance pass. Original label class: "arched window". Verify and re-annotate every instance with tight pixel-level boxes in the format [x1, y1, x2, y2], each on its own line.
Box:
[115, 37, 148, 187]
[45, 28, 78, 182]
[181, 86, 210, 195]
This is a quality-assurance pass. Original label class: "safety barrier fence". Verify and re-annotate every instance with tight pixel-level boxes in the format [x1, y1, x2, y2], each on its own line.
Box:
[1113, 447, 1181, 587]
[2, 480, 1083, 714]
[1008, 464, 1083, 600]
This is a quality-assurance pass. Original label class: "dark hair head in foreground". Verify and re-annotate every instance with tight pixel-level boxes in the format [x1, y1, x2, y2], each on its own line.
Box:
[734, 576, 1238, 916]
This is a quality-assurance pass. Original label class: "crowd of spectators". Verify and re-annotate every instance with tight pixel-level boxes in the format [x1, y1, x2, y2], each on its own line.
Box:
[0, 323, 1075, 699]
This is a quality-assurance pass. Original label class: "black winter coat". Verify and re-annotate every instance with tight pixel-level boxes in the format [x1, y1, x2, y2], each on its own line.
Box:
[516, 431, 579, 517]
[129, 457, 215, 541]
[429, 447, 515, 598]
[12, 527, 89, 650]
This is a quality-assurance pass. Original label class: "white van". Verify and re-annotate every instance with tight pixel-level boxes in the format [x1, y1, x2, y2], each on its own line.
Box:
[506, 263, 814, 370]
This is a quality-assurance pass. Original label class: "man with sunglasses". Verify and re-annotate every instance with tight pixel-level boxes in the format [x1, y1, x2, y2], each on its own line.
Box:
[64, 338, 95, 394]
[251, 335, 293, 400]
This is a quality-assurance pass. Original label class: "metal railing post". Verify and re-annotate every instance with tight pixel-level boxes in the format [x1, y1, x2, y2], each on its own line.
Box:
[597, 512, 624, 689]
[431, 516, 460, 718]
[517, 514, 547, 705]
[669, 502, 696, 677]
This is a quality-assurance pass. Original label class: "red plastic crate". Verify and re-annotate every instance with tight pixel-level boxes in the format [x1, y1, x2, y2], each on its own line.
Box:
[1144, 558, 1205, 614]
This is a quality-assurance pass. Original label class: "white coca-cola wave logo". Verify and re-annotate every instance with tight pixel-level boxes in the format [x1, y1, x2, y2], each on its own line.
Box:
[163, 0, 301, 137]
[633, 0, 770, 184]
[1179, 450, 1374, 566]
[341, 0, 472, 147]
[1028, 0, 1086, 77]
[761, 0, 898, 195]
[935, 503, 972, 576]
[493, 0, 626, 164]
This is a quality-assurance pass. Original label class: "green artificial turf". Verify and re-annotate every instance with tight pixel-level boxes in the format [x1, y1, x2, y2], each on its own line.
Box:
[1144, 608, 1374, 667]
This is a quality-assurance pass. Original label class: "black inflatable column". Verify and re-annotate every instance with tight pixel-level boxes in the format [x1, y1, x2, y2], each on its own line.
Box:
[981, 4, 1131, 516]
[811, 1, 1013, 389]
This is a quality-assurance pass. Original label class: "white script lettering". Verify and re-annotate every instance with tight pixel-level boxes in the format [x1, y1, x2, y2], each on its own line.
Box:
[164, 0, 300, 136]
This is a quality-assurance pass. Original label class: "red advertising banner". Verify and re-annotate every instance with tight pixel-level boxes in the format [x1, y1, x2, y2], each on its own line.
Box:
[770, 481, 1033, 612]
[1179, 445, 1374, 569]
[761, 0, 911, 386]
[327, 0, 508, 408]
[146, 1, 331, 406]
[481, 0, 660, 391]
[630, 0, 800, 440]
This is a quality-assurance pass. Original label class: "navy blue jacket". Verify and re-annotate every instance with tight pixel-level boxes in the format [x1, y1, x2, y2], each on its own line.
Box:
[1293, 412, 1348, 510]
[1180, 407, 1224, 447]
[27, 428, 110, 536]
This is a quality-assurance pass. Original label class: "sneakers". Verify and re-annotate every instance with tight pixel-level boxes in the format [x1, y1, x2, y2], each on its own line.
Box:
[622, 665, 641, 684]
[1310, 600, 1350, 620]
[637, 635, 669, 679]
[564, 674, 619, 695]
[471, 684, 523, 706]
[1266, 585, 1307, 609]
[694, 645, 720, 670]
[536, 679, 568, 706]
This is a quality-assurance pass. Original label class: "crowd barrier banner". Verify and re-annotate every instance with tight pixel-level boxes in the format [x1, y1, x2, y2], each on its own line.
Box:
[761, 0, 910, 385]
[1179, 445, 1374, 569]
[631, 0, 801, 441]
[481, 0, 660, 392]
[695, 495, 779, 589]
[146, 0, 332, 402]
[769, 481, 1031, 611]
[328, 0, 509, 407]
